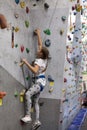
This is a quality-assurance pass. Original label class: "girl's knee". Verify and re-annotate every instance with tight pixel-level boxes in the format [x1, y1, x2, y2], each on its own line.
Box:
[26, 91, 31, 98]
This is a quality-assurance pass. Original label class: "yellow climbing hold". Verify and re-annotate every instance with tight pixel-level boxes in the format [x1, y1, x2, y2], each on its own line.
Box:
[76, 4, 82, 12]
[20, 1, 26, 8]
[20, 89, 25, 102]
[0, 99, 2, 106]
[49, 81, 54, 86]
[14, 27, 19, 32]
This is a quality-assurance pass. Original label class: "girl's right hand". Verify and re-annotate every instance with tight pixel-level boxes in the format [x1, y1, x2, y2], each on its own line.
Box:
[34, 29, 40, 35]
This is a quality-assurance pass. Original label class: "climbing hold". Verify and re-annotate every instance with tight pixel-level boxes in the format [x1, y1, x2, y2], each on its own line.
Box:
[72, 6, 75, 10]
[60, 29, 64, 35]
[48, 75, 54, 82]
[20, 45, 24, 52]
[15, 44, 18, 48]
[14, 61, 18, 64]
[14, 91, 18, 97]
[33, 3, 36, 6]
[39, 102, 44, 106]
[49, 87, 54, 93]
[44, 29, 51, 35]
[26, 76, 30, 80]
[0, 91, 6, 98]
[61, 16, 66, 22]
[45, 39, 51, 47]
[20, 1, 26, 8]
[76, 4, 82, 12]
[14, 13, 19, 18]
[26, 48, 29, 53]
[49, 82, 54, 86]
[26, 6, 29, 14]
[62, 99, 68, 103]
[60, 120, 63, 123]
[0, 98, 2, 106]
[64, 78, 67, 83]
[14, 27, 19, 32]
[20, 90, 25, 102]
[44, 3, 49, 9]
[68, 35, 71, 41]
[0, 91, 6, 106]
[73, 12, 77, 15]
[48, 75, 54, 93]
[64, 68, 68, 71]
[15, 0, 20, 4]
[25, 20, 29, 28]
[62, 88, 66, 92]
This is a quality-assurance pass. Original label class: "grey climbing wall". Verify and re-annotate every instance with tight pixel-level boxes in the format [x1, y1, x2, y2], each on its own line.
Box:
[0, 0, 69, 99]
[0, 65, 24, 130]
[0, 66, 61, 130]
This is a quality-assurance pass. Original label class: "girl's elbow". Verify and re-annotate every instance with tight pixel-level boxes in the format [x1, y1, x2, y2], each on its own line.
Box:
[33, 70, 38, 74]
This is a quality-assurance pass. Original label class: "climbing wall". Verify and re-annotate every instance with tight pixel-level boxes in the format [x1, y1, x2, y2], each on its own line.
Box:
[0, 0, 69, 99]
[81, 0, 87, 92]
[0, 0, 81, 130]
[59, 0, 84, 130]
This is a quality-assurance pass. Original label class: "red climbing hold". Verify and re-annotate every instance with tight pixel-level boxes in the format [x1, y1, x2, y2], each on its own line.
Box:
[26, 6, 29, 13]
[21, 45, 24, 52]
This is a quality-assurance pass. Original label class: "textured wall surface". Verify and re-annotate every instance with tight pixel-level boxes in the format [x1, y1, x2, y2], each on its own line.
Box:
[0, 0, 71, 99]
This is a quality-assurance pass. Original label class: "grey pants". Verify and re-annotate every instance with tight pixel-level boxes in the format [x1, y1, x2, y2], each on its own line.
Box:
[25, 83, 41, 121]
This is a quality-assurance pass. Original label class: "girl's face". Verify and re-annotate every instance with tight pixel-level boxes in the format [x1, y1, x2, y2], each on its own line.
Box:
[37, 50, 43, 58]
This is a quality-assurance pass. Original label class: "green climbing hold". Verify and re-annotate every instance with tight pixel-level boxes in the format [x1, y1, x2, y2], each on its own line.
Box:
[25, 21, 29, 28]
[26, 76, 30, 80]
[15, 44, 18, 48]
[26, 48, 29, 53]
[44, 29, 51, 35]
[14, 91, 18, 97]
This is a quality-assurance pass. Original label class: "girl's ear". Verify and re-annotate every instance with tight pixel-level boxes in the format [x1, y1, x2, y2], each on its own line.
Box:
[0, 14, 7, 29]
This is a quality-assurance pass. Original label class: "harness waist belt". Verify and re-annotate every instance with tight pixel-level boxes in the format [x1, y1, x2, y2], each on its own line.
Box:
[36, 75, 45, 79]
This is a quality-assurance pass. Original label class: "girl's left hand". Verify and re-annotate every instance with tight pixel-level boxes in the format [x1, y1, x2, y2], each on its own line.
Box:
[22, 58, 27, 64]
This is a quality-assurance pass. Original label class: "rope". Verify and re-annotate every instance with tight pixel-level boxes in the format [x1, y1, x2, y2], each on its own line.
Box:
[43, 0, 59, 41]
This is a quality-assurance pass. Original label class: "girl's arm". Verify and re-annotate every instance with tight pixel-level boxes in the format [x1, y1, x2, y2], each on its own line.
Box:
[35, 29, 42, 51]
[22, 59, 39, 74]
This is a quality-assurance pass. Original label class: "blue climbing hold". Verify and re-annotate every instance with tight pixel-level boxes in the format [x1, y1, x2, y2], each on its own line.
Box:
[15, 0, 20, 4]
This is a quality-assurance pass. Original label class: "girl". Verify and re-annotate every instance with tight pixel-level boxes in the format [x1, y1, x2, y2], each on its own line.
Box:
[21, 29, 49, 129]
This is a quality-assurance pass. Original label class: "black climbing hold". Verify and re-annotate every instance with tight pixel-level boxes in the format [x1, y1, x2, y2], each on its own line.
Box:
[61, 16, 66, 22]
[45, 39, 51, 47]
[44, 3, 49, 9]
[48, 75, 54, 82]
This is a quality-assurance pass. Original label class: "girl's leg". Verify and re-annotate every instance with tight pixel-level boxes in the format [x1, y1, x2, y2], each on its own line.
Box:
[21, 84, 40, 123]
[32, 92, 41, 130]
[34, 93, 40, 121]
[25, 83, 40, 116]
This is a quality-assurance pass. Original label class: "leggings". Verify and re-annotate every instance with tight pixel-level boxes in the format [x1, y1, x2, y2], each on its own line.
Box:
[25, 83, 41, 121]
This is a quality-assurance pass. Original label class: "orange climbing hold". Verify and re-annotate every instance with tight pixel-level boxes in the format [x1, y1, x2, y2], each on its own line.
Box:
[0, 91, 6, 98]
